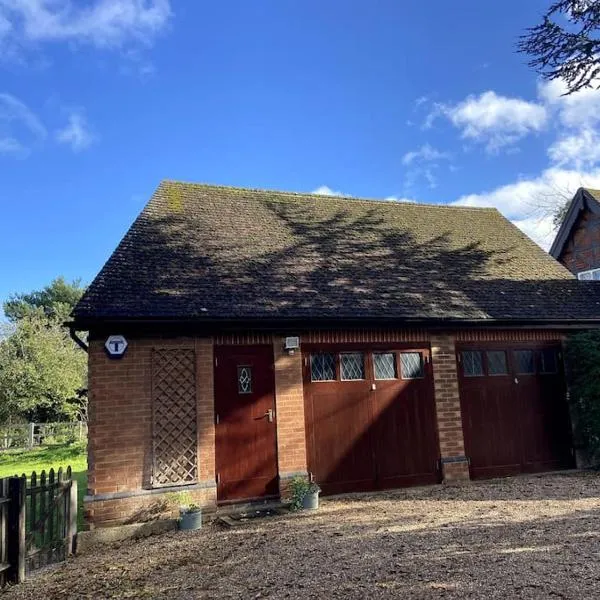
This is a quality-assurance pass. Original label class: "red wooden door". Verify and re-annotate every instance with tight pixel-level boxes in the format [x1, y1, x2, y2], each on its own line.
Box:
[458, 348, 520, 478]
[458, 343, 573, 480]
[516, 348, 572, 472]
[303, 349, 374, 495]
[303, 344, 440, 495]
[214, 345, 279, 502]
[371, 349, 440, 488]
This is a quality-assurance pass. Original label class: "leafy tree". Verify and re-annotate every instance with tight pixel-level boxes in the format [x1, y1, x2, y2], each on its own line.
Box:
[4, 277, 85, 323]
[0, 278, 87, 423]
[519, 0, 600, 94]
[0, 314, 87, 423]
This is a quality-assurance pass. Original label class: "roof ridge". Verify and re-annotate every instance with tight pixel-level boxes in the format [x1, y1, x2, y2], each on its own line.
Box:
[159, 179, 499, 213]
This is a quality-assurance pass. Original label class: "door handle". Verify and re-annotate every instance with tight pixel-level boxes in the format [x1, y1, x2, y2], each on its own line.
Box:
[264, 409, 274, 423]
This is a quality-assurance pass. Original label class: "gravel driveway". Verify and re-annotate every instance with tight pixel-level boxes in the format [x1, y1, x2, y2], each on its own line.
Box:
[7, 472, 600, 599]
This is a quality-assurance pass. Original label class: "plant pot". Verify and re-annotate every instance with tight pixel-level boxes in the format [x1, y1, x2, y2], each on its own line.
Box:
[302, 491, 319, 510]
[179, 510, 202, 531]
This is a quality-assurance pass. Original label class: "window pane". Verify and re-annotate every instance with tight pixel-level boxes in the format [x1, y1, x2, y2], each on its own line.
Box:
[237, 366, 252, 394]
[311, 353, 335, 381]
[374, 353, 397, 380]
[400, 352, 424, 379]
[462, 351, 484, 377]
[487, 351, 508, 375]
[593, 270, 600, 281]
[340, 353, 365, 380]
[540, 349, 558, 374]
[514, 350, 535, 374]
[579, 271, 593, 280]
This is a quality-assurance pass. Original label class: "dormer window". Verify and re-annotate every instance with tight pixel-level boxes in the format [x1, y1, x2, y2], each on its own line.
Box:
[577, 268, 600, 280]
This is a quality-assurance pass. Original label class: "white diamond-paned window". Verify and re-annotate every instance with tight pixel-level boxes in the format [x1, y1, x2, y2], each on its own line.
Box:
[400, 352, 424, 379]
[340, 352, 365, 380]
[310, 353, 336, 381]
[237, 366, 252, 394]
[374, 352, 397, 380]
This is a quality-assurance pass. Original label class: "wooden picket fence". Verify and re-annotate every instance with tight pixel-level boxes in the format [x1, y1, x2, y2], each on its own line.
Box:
[0, 467, 77, 586]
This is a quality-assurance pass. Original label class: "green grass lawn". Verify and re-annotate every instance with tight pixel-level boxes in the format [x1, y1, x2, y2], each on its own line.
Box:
[0, 443, 87, 530]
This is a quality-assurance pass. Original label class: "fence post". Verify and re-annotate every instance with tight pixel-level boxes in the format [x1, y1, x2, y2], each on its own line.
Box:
[68, 478, 77, 555]
[28, 423, 35, 449]
[7, 477, 25, 583]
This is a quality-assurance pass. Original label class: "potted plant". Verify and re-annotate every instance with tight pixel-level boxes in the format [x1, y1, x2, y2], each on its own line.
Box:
[168, 491, 203, 531]
[179, 503, 203, 531]
[289, 476, 321, 510]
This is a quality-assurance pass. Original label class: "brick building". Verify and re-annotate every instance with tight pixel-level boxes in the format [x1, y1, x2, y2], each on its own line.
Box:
[550, 187, 600, 278]
[71, 182, 600, 528]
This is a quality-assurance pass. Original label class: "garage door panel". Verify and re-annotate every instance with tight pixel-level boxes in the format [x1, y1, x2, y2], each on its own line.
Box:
[462, 383, 521, 477]
[458, 343, 573, 479]
[373, 379, 439, 486]
[307, 384, 374, 493]
[303, 344, 441, 494]
[521, 374, 572, 470]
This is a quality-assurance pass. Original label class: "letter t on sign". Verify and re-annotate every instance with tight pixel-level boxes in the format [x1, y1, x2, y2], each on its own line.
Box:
[104, 335, 128, 358]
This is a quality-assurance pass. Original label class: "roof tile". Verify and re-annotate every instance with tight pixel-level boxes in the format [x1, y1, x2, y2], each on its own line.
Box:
[73, 181, 600, 323]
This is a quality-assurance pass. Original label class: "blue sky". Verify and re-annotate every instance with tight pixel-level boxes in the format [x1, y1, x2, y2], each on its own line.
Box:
[2, 0, 600, 316]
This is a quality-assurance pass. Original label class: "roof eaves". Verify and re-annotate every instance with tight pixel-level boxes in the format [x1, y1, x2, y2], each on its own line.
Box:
[549, 187, 587, 258]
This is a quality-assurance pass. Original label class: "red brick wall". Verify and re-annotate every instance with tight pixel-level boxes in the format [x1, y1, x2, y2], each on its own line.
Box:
[87, 337, 153, 496]
[430, 333, 470, 482]
[559, 210, 600, 275]
[86, 327, 568, 527]
[86, 487, 215, 528]
[86, 336, 217, 527]
[196, 339, 215, 482]
[272, 337, 308, 494]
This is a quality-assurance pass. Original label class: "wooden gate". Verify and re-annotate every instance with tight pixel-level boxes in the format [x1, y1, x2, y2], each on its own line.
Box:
[0, 467, 77, 586]
[25, 468, 77, 574]
[303, 343, 441, 495]
[457, 343, 574, 479]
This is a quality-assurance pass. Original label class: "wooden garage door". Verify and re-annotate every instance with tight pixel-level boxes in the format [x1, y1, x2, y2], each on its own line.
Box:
[303, 343, 441, 495]
[457, 343, 574, 479]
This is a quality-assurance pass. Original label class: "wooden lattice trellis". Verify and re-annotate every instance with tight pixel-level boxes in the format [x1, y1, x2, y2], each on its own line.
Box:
[152, 349, 198, 487]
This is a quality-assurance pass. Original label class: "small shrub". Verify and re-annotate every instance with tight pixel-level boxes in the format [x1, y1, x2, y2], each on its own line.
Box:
[288, 476, 320, 511]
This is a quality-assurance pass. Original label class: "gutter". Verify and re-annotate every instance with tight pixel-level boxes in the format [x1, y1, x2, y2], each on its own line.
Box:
[69, 326, 89, 353]
[66, 316, 600, 333]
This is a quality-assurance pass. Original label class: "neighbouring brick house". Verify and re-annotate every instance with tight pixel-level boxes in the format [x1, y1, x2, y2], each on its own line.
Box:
[70, 181, 600, 528]
[550, 187, 600, 278]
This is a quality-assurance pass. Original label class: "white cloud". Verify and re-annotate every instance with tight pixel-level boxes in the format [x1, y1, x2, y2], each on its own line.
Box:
[401, 143, 452, 189]
[414, 80, 600, 248]
[452, 167, 600, 249]
[55, 110, 95, 151]
[311, 185, 350, 197]
[401, 144, 450, 166]
[384, 195, 414, 203]
[0, 0, 172, 54]
[539, 78, 600, 129]
[442, 91, 547, 152]
[0, 92, 46, 156]
[548, 128, 600, 168]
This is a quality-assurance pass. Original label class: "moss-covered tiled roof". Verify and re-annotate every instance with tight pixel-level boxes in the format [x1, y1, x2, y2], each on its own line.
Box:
[73, 181, 600, 324]
[584, 188, 600, 203]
